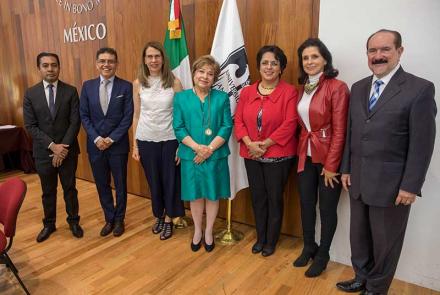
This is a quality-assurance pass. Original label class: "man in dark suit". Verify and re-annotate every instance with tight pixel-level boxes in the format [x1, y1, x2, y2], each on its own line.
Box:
[336, 30, 436, 295]
[23, 52, 83, 242]
[79, 47, 133, 237]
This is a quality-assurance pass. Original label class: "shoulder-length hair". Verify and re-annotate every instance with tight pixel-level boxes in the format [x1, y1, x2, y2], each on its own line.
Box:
[137, 41, 175, 88]
[297, 38, 338, 84]
[256, 45, 288, 75]
[191, 55, 221, 83]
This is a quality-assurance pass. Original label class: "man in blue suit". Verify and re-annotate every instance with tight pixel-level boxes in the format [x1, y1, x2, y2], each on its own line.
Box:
[80, 47, 133, 237]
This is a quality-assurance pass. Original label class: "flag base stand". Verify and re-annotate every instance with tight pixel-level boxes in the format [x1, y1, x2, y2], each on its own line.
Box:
[215, 199, 244, 245]
[173, 216, 192, 229]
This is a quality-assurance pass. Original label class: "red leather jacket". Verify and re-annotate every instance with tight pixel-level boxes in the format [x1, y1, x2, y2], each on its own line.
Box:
[297, 76, 349, 173]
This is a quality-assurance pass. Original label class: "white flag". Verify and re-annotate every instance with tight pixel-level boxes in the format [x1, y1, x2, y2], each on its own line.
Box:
[211, 0, 250, 199]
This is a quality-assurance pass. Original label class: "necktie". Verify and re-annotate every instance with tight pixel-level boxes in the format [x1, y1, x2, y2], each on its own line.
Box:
[100, 80, 110, 115]
[369, 79, 384, 111]
[48, 84, 55, 118]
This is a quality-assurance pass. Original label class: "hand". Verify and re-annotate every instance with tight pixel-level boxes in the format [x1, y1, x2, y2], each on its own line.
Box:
[321, 168, 340, 188]
[50, 143, 69, 158]
[132, 148, 140, 161]
[260, 138, 275, 151]
[341, 174, 351, 191]
[395, 189, 416, 206]
[52, 154, 63, 167]
[196, 145, 213, 159]
[103, 137, 113, 148]
[193, 154, 205, 164]
[96, 138, 107, 151]
[247, 141, 266, 159]
[175, 148, 180, 165]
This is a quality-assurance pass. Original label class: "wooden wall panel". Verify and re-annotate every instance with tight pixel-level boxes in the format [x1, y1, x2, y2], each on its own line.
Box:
[0, 0, 319, 237]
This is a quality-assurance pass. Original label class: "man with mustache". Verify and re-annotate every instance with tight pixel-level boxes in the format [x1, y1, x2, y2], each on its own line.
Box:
[336, 29, 436, 294]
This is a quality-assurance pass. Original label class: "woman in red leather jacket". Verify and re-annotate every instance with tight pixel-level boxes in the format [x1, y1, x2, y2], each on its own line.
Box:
[293, 38, 349, 277]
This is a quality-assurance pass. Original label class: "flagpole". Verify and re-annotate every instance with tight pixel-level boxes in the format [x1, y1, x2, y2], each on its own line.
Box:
[215, 198, 243, 245]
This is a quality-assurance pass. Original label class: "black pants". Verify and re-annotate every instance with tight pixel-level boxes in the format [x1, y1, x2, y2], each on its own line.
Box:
[297, 157, 341, 256]
[138, 139, 184, 218]
[350, 197, 411, 294]
[244, 158, 293, 248]
[35, 154, 80, 226]
[89, 152, 128, 223]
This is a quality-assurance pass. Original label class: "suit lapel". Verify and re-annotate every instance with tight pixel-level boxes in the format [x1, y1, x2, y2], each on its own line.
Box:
[107, 76, 119, 111]
[53, 81, 64, 119]
[37, 82, 53, 119]
[368, 67, 404, 118]
[361, 77, 373, 117]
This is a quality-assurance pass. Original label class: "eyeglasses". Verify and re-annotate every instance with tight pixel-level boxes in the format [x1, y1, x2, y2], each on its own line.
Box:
[97, 59, 117, 65]
[260, 60, 280, 67]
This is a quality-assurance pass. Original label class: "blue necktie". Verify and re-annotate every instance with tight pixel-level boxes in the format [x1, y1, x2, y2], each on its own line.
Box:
[368, 79, 384, 111]
[48, 84, 55, 118]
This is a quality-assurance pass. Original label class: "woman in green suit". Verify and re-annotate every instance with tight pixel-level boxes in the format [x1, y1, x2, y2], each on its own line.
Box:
[173, 55, 232, 252]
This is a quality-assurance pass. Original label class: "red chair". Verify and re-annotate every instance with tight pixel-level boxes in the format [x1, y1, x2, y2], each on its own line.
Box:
[0, 177, 30, 295]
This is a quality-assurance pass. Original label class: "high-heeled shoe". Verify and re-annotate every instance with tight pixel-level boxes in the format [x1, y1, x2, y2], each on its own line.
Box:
[152, 217, 164, 234]
[251, 242, 264, 254]
[293, 244, 318, 267]
[204, 236, 215, 252]
[160, 222, 173, 240]
[191, 234, 203, 252]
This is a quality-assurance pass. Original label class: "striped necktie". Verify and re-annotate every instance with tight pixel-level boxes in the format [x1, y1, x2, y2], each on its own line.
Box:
[368, 79, 384, 111]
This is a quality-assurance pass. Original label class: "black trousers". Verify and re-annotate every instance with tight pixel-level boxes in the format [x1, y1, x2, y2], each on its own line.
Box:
[350, 197, 411, 294]
[297, 157, 341, 255]
[138, 139, 184, 218]
[89, 152, 128, 223]
[35, 154, 80, 226]
[244, 158, 293, 248]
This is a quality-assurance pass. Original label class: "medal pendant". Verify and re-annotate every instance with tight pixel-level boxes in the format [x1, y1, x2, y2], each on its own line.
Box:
[205, 128, 212, 136]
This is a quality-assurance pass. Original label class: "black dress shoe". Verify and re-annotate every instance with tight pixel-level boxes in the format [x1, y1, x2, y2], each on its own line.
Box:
[336, 278, 366, 293]
[69, 223, 84, 238]
[191, 237, 202, 252]
[113, 221, 125, 237]
[36, 226, 56, 243]
[251, 243, 264, 254]
[100, 222, 114, 237]
[261, 246, 275, 257]
[359, 290, 377, 295]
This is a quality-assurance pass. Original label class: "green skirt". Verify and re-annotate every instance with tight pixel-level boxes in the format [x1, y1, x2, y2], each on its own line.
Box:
[180, 158, 230, 201]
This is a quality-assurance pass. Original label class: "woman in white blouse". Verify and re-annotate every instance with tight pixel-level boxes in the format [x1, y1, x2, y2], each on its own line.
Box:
[132, 41, 184, 240]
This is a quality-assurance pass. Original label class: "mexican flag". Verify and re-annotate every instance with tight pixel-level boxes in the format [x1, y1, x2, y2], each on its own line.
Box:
[164, 0, 193, 90]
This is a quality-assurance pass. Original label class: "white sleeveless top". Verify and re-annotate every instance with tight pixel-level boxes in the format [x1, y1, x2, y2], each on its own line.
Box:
[135, 76, 176, 142]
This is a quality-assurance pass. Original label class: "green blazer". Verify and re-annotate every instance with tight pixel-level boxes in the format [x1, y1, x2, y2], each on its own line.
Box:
[173, 89, 232, 161]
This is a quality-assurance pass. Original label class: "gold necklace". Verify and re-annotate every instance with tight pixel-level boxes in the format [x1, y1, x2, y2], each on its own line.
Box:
[260, 84, 275, 90]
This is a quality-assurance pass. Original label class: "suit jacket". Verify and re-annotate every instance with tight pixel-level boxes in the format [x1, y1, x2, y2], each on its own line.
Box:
[340, 67, 436, 207]
[23, 80, 80, 159]
[297, 77, 349, 173]
[173, 89, 232, 160]
[79, 76, 133, 155]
